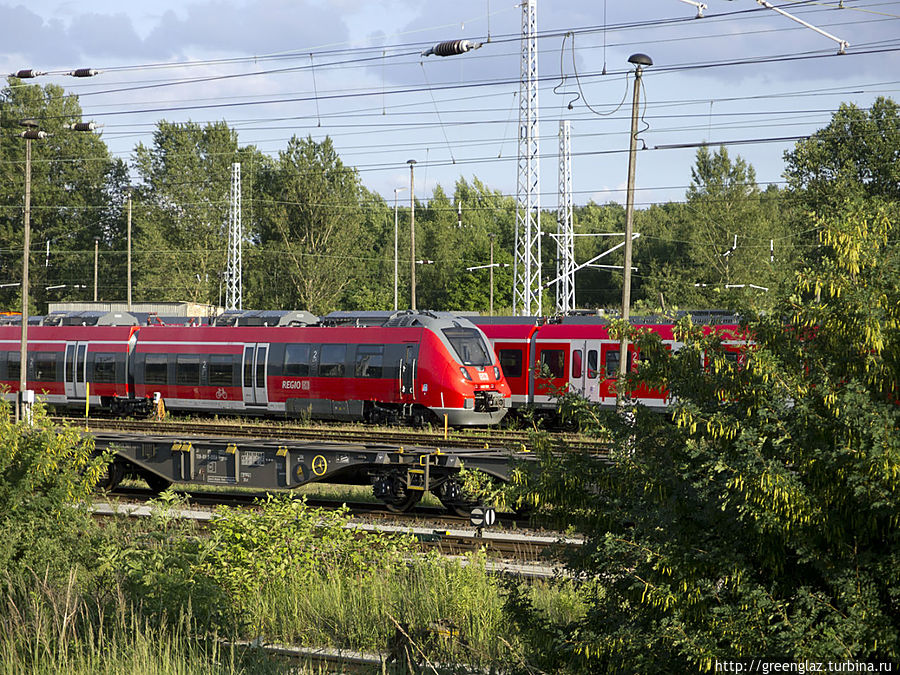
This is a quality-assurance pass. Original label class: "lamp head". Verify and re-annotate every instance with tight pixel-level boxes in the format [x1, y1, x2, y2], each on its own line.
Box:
[628, 53, 653, 67]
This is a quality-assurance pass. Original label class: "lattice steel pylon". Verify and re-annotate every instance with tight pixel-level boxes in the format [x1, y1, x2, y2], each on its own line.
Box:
[556, 120, 575, 313]
[225, 162, 242, 311]
[513, 0, 542, 316]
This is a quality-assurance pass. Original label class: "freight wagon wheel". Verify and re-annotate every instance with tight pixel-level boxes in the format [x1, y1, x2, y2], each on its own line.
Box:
[433, 480, 480, 518]
[143, 472, 171, 494]
[384, 490, 423, 513]
[97, 458, 126, 491]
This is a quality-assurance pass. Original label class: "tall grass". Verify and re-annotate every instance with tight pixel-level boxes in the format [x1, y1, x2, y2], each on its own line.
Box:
[0, 571, 282, 675]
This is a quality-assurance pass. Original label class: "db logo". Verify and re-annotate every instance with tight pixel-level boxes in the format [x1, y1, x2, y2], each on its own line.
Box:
[215, 387, 228, 400]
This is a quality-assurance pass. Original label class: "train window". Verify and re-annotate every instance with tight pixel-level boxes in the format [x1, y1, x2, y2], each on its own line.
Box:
[92, 353, 116, 383]
[319, 344, 346, 377]
[33, 353, 57, 382]
[355, 345, 383, 378]
[539, 349, 565, 379]
[498, 349, 523, 378]
[442, 328, 493, 367]
[145, 355, 168, 385]
[7, 352, 20, 381]
[587, 350, 598, 379]
[283, 344, 310, 377]
[176, 356, 200, 386]
[209, 355, 233, 386]
[572, 349, 583, 379]
[605, 349, 633, 378]
[255, 347, 267, 386]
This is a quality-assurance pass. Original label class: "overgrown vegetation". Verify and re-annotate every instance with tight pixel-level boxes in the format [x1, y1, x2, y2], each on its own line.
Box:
[0, 402, 586, 671]
[502, 109, 900, 670]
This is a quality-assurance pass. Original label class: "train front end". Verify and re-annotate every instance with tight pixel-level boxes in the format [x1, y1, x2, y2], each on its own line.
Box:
[412, 313, 511, 426]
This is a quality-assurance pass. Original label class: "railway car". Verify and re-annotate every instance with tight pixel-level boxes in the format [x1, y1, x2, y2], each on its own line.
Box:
[0, 310, 510, 426]
[0, 311, 140, 413]
[471, 312, 743, 413]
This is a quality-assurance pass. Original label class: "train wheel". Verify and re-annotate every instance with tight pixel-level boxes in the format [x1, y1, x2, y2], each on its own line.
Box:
[433, 480, 480, 517]
[144, 473, 171, 493]
[384, 491, 423, 513]
[98, 459, 126, 490]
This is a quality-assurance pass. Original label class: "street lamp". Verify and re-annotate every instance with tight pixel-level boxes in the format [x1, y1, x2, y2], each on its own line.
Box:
[407, 160, 417, 310]
[617, 52, 652, 409]
[15, 108, 99, 423]
[17, 120, 45, 423]
[393, 187, 405, 311]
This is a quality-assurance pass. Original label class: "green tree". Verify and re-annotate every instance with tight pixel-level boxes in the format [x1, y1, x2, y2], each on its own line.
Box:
[0, 79, 125, 312]
[682, 146, 786, 304]
[132, 120, 262, 306]
[510, 198, 900, 671]
[255, 135, 374, 314]
[784, 97, 900, 215]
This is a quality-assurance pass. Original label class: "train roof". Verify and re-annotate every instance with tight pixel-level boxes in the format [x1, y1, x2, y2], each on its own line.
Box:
[212, 310, 319, 327]
[41, 311, 140, 326]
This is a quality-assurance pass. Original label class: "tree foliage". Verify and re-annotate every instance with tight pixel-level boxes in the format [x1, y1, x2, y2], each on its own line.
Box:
[507, 201, 900, 671]
[0, 401, 109, 584]
[254, 135, 376, 314]
[0, 79, 125, 310]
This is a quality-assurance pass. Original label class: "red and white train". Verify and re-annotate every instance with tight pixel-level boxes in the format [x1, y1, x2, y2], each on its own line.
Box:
[0, 310, 510, 426]
[470, 312, 743, 412]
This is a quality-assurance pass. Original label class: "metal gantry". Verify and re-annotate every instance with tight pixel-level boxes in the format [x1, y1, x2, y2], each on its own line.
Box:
[226, 162, 242, 311]
[555, 120, 575, 313]
[514, 0, 542, 316]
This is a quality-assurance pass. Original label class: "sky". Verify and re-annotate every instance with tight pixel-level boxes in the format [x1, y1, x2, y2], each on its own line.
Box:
[2, 0, 899, 211]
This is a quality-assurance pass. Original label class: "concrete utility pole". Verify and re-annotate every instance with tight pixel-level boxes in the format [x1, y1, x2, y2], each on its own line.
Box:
[127, 194, 132, 311]
[93, 237, 100, 301]
[618, 53, 652, 408]
[408, 159, 417, 310]
[18, 122, 44, 423]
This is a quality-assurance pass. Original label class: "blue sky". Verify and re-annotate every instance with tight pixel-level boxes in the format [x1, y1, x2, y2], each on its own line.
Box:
[3, 0, 899, 209]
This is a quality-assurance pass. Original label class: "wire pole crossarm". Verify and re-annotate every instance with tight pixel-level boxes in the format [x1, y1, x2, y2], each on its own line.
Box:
[756, 0, 849, 54]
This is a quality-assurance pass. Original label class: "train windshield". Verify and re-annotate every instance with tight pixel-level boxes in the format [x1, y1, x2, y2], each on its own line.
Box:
[442, 328, 493, 367]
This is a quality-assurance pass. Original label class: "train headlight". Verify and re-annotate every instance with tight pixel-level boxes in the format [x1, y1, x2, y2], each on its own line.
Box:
[459, 367, 472, 381]
[493, 366, 501, 380]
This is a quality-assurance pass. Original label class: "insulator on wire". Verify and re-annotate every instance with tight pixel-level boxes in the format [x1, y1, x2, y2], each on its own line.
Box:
[13, 69, 46, 79]
[422, 39, 483, 57]
[68, 68, 99, 77]
[20, 130, 48, 140]
[69, 122, 98, 132]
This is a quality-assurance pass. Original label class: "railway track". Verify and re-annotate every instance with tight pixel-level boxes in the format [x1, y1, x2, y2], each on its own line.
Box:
[55, 415, 606, 453]
[98, 487, 576, 564]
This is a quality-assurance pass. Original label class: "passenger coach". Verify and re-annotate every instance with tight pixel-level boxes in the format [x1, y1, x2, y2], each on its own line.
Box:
[0, 310, 510, 426]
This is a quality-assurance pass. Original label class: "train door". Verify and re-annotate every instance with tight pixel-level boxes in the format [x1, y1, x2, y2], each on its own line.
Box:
[242, 343, 269, 406]
[533, 343, 568, 408]
[581, 341, 602, 403]
[568, 340, 587, 398]
[600, 342, 634, 405]
[64, 342, 88, 400]
[399, 344, 417, 402]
